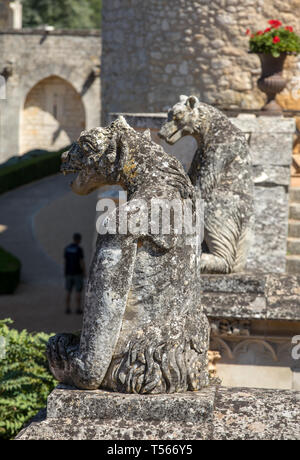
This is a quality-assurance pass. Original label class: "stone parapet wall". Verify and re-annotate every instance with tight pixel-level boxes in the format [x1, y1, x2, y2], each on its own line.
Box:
[202, 273, 300, 321]
[102, 0, 300, 119]
[202, 273, 300, 390]
[0, 28, 100, 36]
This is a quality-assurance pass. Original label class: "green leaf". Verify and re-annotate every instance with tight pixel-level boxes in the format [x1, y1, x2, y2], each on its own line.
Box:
[271, 50, 280, 57]
[0, 318, 57, 439]
[22, 0, 102, 29]
[248, 25, 300, 55]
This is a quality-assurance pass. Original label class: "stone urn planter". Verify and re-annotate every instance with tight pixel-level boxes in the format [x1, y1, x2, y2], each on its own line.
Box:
[257, 53, 287, 113]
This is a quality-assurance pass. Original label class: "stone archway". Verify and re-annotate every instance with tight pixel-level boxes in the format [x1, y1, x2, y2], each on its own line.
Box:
[20, 76, 85, 155]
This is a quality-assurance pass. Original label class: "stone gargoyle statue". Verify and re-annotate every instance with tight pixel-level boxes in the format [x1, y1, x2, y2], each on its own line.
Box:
[47, 116, 210, 393]
[159, 95, 254, 275]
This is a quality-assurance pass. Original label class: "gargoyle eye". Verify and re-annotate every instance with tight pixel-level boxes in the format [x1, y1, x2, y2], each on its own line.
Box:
[81, 140, 95, 152]
[174, 112, 184, 120]
[167, 110, 174, 122]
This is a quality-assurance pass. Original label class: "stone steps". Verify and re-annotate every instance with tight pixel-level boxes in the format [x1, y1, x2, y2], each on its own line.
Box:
[288, 220, 300, 238]
[287, 188, 300, 273]
[290, 188, 300, 204]
[287, 238, 300, 256]
[289, 203, 300, 220]
[286, 255, 300, 274]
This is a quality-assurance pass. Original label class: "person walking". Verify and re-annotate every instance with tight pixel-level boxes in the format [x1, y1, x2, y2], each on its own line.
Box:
[64, 233, 85, 314]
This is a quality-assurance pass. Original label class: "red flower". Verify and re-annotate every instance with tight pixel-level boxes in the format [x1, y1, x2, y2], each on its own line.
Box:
[285, 26, 293, 32]
[273, 36, 281, 43]
[256, 30, 263, 35]
[264, 27, 271, 33]
[246, 28, 251, 35]
[268, 19, 282, 28]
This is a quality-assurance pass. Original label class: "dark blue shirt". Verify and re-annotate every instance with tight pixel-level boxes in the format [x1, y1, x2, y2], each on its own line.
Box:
[64, 243, 84, 276]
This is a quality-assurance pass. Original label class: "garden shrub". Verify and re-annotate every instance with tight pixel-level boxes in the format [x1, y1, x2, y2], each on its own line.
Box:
[0, 319, 56, 440]
[0, 248, 21, 294]
[0, 146, 70, 195]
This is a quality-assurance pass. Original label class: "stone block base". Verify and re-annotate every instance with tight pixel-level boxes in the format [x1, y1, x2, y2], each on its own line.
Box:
[16, 385, 300, 440]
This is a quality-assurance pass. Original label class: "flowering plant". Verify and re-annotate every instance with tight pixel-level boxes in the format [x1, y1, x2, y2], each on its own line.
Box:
[247, 20, 300, 57]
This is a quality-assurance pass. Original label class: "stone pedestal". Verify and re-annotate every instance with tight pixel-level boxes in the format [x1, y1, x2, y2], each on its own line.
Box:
[16, 385, 300, 440]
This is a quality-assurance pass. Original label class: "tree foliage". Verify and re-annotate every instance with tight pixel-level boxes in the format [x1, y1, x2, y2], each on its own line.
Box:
[0, 319, 56, 440]
[22, 0, 102, 29]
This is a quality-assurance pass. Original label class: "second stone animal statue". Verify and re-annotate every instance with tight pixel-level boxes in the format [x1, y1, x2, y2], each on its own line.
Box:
[159, 95, 254, 274]
[47, 116, 210, 394]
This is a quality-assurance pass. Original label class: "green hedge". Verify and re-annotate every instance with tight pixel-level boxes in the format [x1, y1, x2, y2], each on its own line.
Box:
[0, 247, 21, 294]
[0, 146, 70, 195]
[0, 319, 56, 440]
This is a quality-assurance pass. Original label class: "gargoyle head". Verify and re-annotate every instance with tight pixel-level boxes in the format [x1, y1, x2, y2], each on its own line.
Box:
[158, 95, 200, 144]
[61, 118, 129, 195]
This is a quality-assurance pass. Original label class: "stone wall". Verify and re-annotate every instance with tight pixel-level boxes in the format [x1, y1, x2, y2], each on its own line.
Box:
[0, 1, 12, 28]
[20, 76, 85, 154]
[102, 0, 300, 119]
[0, 30, 101, 163]
[233, 115, 294, 272]
[0, 1, 22, 29]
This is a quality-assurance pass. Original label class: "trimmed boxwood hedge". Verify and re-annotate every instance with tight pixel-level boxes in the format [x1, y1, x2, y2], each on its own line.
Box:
[0, 146, 70, 195]
[0, 247, 21, 294]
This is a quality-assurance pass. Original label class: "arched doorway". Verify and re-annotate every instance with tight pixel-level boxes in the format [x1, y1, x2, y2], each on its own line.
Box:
[20, 76, 85, 154]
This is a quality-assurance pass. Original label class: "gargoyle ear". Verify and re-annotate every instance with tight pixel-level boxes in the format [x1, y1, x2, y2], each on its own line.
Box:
[179, 95, 188, 103]
[186, 95, 199, 110]
[117, 115, 130, 129]
[142, 129, 151, 141]
[105, 135, 118, 164]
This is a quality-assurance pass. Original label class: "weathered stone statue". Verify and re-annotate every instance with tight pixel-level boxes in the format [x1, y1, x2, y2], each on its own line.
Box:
[159, 95, 254, 274]
[47, 116, 210, 393]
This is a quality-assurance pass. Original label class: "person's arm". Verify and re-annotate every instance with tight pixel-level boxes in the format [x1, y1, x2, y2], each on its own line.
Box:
[79, 248, 86, 277]
[81, 260, 86, 278]
[63, 247, 67, 275]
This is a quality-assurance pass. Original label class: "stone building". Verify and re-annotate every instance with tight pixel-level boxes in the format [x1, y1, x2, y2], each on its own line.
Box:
[0, 0, 21, 29]
[0, 1, 101, 164]
[101, 0, 300, 117]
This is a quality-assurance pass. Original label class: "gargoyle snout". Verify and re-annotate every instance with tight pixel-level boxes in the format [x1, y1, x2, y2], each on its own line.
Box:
[158, 124, 169, 139]
[61, 150, 69, 162]
[157, 129, 164, 139]
[60, 143, 83, 175]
